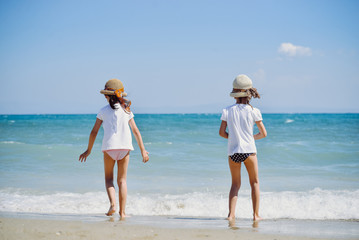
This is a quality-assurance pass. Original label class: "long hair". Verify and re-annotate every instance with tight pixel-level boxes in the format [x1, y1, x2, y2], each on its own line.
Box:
[107, 95, 131, 113]
[236, 88, 260, 108]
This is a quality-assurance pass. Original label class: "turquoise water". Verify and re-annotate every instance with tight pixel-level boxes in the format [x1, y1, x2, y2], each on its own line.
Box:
[0, 113, 358, 220]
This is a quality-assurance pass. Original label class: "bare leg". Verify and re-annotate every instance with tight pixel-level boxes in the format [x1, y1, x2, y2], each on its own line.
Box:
[227, 157, 242, 220]
[117, 153, 130, 219]
[104, 152, 116, 216]
[244, 154, 262, 221]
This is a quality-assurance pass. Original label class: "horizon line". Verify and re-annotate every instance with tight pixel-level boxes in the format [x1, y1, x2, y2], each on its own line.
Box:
[1, 112, 359, 116]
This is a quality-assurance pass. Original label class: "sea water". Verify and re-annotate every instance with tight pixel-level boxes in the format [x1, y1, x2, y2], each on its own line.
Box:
[0, 113, 358, 220]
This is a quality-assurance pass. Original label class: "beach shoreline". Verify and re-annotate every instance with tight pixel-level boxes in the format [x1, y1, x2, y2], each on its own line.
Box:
[0, 216, 329, 240]
[1, 213, 358, 240]
[1, 114, 358, 239]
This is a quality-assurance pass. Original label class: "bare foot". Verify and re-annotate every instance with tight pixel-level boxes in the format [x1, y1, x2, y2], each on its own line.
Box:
[253, 215, 263, 222]
[119, 212, 130, 220]
[106, 206, 116, 216]
[227, 213, 235, 221]
[227, 218, 239, 230]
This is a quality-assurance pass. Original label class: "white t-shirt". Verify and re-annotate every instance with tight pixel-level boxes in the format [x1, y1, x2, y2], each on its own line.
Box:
[221, 104, 262, 155]
[96, 104, 134, 151]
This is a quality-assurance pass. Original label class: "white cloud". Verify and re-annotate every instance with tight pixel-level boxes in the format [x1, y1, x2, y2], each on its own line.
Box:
[278, 43, 312, 57]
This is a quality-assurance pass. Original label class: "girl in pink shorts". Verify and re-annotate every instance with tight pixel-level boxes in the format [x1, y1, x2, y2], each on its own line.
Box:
[79, 79, 149, 218]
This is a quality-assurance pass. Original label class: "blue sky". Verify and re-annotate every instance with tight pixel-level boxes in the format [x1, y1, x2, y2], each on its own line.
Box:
[0, 0, 358, 114]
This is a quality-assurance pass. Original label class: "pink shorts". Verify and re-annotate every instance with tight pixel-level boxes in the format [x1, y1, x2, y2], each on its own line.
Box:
[103, 149, 130, 161]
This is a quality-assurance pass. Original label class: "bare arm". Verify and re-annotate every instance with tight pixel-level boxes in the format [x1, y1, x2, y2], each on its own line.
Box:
[79, 118, 102, 162]
[254, 120, 267, 140]
[219, 121, 228, 139]
[129, 118, 149, 163]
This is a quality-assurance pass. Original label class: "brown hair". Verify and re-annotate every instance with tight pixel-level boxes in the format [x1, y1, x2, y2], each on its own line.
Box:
[107, 95, 131, 113]
[235, 88, 260, 108]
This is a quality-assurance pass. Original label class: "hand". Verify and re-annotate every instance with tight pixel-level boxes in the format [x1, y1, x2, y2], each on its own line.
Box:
[79, 150, 91, 162]
[142, 151, 149, 163]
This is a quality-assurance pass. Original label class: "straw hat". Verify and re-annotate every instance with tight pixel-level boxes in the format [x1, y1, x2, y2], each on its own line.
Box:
[229, 74, 252, 97]
[100, 79, 128, 98]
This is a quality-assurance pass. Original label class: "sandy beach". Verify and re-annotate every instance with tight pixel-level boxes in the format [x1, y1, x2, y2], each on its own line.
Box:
[1, 215, 354, 240]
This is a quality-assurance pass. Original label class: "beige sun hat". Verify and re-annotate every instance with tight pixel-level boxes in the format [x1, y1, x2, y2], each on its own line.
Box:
[229, 74, 253, 97]
[100, 79, 128, 98]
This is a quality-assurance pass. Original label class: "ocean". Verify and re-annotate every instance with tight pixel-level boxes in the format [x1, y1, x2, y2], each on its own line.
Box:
[0, 113, 358, 222]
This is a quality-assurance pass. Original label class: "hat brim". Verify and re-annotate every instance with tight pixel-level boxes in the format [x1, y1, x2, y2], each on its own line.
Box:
[100, 90, 128, 97]
[230, 92, 249, 97]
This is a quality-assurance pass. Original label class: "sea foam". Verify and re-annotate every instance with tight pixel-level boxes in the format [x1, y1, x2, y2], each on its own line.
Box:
[1, 188, 357, 220]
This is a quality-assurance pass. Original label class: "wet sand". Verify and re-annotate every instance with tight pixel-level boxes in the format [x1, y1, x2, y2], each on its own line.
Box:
[0, 216, 340, 240]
